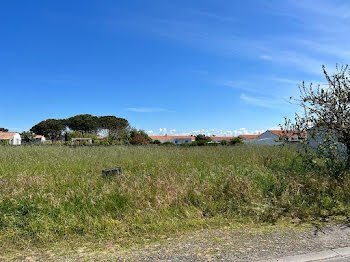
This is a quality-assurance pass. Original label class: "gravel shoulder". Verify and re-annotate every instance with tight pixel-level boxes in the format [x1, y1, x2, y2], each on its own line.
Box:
[3, 221, 350, 261]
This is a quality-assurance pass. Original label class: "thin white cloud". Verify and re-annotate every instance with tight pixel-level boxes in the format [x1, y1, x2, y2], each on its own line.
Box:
[269, 77, 300, 85]
[4, 127, 25, 132]
[126, 107, 172, 113]
[190, 69, 209, 75]
[117, 1, 349, 78]
[240, 93, 288, 109]
[189, 9, 235, 23]
[222, 80, 266, 94]
[260, 54, 273, 61]
[159, 128, 167, 135]
[292, 0, 350, 19]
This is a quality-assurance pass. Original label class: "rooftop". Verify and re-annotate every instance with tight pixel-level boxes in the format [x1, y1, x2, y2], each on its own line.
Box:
[239, 134, 260, 139]
[268, 130, 307, 137]
[0, 132, 18, 140]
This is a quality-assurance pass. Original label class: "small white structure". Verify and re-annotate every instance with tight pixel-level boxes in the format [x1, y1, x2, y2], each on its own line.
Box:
[0, 132, 21, 145]
[33, 135, 46, 143]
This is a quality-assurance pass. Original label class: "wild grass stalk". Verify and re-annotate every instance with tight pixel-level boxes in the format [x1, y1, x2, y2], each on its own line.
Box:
[0, 145, 349, 250]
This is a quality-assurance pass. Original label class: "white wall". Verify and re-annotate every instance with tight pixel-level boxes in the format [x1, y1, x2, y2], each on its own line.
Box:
[10, 133, 21, 145]
[245, 131, 282, 145]
[159, 138, 193, 144]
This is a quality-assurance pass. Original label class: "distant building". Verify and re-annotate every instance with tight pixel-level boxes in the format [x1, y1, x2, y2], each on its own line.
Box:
[210, 136, 235, 142]
[247, 130, 306, 145]
[0, 132, 21, 145]
[33, 135, 46, 143]
[261, 130, 306, 142]
[150, 135, 195, 145]
[238, 134, 260, 140]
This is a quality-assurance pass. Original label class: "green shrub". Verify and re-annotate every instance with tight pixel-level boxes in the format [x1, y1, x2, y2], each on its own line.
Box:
[229, 137, 244, 145]
[161, 141, 176, 146]
[190, 140, 208, 146]
[220, 140, 228, 145]
[151, 139, 161, 145]
[0, 140, 10, 145]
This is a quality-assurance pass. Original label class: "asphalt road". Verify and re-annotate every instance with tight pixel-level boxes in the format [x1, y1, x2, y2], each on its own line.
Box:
[316, 257, 350, 262]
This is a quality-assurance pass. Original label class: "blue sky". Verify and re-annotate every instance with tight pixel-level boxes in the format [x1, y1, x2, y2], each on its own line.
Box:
[1, 0, 348, 136]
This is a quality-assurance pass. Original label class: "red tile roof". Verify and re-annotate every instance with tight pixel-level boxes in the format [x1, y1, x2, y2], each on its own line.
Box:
[34, 135, 44, 139]
[268, 130, 284, 136]
[0, 132, 18, 140]
[210, 136, 235, 140]
[268, 130, 307, 137]
[239, 134, 260, 139]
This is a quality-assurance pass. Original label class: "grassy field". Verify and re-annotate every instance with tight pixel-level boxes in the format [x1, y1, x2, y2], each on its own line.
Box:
[1, 145, 350, 253]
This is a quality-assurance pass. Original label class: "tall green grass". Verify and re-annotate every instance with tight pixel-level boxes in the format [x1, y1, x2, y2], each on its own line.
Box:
[0, 145, 349, 249]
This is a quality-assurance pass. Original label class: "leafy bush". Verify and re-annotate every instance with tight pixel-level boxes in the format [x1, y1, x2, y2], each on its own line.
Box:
[161, 141, 176, 146]
[220, 140, 228, 145]
[65, 131, 97, 141]
[229, 137, 244, 145]
[0, 140, 10, 145]
[130, 133, 149, 145]
[191, 140, 209, 146]
[195, 134, 212, 142]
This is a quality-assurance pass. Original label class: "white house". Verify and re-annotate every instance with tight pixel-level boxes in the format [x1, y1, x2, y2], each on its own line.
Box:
[0, 132, 21, 145]
[33, 135, 46, 143]
[150, 135, 195, 145]
[238, 134, 260, 141]
[257, 130, 281, 143]
[248, 130, 307, 145]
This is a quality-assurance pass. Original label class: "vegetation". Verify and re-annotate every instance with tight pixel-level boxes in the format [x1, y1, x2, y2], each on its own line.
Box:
[99, 116, 129, 139]
[30, 119, 66, 140]
[1, 145, 350, 252]
[195, 134, 212, 142]
[290, 64, 350, 166]
[30, 114, 130, 141]
[229, 137, 244, 145]
[66, 114, 99, 135]
[20, 131, 35, 143]
[0, 127, 8, 132]
[129, 129, 152, 145]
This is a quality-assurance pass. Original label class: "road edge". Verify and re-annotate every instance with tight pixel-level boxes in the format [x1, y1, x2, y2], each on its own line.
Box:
[257, 246, 350, 262]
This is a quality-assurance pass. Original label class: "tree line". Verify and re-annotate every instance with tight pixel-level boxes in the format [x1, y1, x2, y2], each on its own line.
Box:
[27, 114, 151, 145]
